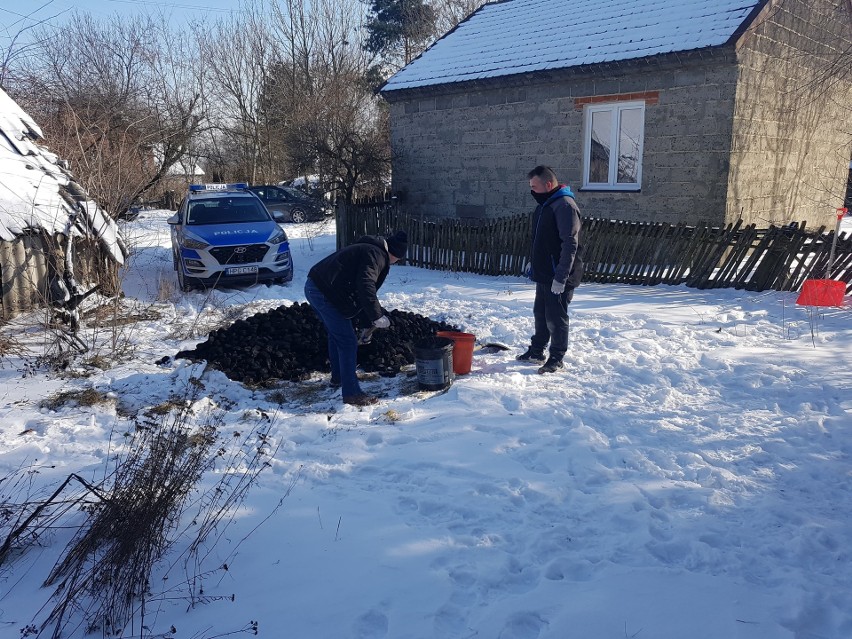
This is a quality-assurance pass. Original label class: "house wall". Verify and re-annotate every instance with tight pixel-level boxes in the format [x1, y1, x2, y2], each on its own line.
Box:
[729, 0, 852, 228]
[0, 233, 118, 321]
[385, 51, 740, 225]
[0, 234, 51, 321]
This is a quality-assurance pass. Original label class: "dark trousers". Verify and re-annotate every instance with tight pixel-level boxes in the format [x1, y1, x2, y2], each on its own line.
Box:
[530, 282, 573, 360]
[304, 278, 363, 397]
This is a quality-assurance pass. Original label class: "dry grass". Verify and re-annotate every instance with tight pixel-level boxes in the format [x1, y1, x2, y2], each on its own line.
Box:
[40, 387, 113, 411]
[0, 333, 29, 365]
[156, 269, 177, 302]
[144, 397, 189, 417]
[3, 377, 288, 638]
[265, 389, 288, 405]
[82, 302, 162, 328]
[41, 409, 219, 636]
[82, 354, 111, 370]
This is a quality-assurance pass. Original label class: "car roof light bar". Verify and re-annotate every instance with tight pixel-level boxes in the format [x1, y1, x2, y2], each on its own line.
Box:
[189, 183, 249, 192]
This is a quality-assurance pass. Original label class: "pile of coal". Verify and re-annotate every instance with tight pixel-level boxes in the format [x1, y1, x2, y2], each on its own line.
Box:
[175, 302, 457, 384]
[356, 309, 457, 377]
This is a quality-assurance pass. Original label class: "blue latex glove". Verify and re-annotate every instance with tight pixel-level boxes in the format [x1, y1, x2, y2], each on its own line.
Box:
[373, 315, 391, 329]
[551, 279, 566, 295]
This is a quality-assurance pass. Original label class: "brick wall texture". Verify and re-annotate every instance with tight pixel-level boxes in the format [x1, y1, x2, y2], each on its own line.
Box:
[729, 0, 852, 228]
[384, 0, 852, 229]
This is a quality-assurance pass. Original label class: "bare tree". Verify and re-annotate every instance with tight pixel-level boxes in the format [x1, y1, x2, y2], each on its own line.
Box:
[262, 0, 390, 200]
[432, 0, 488, 34]
[0, 3, 70, 90]
[11, 0, 394, 203]
[9, 12, 207, 218]
[199, 2, 278, 184]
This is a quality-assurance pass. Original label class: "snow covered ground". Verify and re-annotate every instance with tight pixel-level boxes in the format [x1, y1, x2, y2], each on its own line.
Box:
[1, 210, 850, 639]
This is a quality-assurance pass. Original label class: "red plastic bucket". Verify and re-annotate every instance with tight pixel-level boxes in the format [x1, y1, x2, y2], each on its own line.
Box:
[796, 279, 846, 307]
[436, 331, 476, 375]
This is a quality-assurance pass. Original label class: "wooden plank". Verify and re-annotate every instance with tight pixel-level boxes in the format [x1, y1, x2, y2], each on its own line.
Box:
[604, 220, 630, 283]
[619, 221, 643, 284]
[689, 221, 740, 289]
[614, 220, 636, 283]
[721, 224, 758, 289]
[651, 223, 686, 285]
[742, 227, 779, 291]
[775, 223, 811, 291]
[584, 218, 608, 283]
[670, 225, 705, 284]
[713, 223, 757, 289]
[711, 221, 747, 288]
[785, 224, 825, 291]
[631, 222, 658, 285]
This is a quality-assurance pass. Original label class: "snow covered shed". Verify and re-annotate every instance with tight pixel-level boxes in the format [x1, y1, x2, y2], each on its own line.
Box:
[0, 88, 125, 321]
[380, 0, 852, 228]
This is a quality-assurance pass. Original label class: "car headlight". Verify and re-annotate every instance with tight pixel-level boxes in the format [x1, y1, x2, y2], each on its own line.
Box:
[181, 235, 209, 250]
[268, 227, 288, 245]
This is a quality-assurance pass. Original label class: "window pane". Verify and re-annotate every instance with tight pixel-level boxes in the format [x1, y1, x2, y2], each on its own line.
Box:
[589, 111, 611, 183]
[617, 108, 642, 184]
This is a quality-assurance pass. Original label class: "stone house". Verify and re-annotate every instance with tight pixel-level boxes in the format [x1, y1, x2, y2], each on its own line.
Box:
[380, 0, 852, 228]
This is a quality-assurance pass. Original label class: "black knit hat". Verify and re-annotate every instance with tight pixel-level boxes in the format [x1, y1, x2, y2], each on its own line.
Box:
[386, 230, 408, 259]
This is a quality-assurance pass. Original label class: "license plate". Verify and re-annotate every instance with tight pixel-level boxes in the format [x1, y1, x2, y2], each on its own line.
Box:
[225, 266, 258, 275]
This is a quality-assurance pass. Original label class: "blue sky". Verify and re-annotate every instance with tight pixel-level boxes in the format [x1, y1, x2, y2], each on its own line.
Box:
[0, 0, 244, 40]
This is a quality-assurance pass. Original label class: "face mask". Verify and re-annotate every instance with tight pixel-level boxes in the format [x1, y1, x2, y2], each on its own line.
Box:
[531, 189, 550, 204]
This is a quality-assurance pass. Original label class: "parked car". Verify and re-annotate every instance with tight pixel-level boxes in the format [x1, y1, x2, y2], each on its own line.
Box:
[167, 183, 294, 292]
[248, 184, 332, 223]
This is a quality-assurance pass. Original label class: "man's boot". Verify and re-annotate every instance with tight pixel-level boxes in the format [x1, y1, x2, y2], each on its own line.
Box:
[516, 347, 546, 364]
[538, 357, 564, 374]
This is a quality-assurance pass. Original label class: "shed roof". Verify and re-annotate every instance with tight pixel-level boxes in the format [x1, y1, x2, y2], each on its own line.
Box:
[0, 87, 124, 264]
[382, 0, 764, 93]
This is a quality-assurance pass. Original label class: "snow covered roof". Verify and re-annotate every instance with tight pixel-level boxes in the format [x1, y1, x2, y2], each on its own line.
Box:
[0, 87, 124, 264]
[166, 159, 205, 177]
[382, 0, 764, 93]
[154, 144, 205, 177]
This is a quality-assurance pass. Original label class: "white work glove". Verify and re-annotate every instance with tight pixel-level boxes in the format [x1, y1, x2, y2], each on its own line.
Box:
[551, 279, 566, 295]
[373, 315, 391, 329]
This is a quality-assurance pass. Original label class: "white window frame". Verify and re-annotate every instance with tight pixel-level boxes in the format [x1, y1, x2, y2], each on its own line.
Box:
[581, 100, 645, 191]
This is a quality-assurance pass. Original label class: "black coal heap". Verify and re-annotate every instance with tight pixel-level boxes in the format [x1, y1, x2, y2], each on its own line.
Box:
[176, 302, 458, 384]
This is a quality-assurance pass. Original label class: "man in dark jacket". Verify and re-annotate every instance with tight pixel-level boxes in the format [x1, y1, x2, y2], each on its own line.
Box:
[517, 165, 583, 374]
[305, 231, 408, 406]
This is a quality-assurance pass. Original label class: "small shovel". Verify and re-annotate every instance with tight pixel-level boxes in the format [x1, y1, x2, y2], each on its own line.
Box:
[357, 327, 377, 345]
[474, 341, 511, 354]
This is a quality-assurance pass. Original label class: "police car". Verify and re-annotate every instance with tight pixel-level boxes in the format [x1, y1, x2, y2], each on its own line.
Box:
[168, 183, 294, 292]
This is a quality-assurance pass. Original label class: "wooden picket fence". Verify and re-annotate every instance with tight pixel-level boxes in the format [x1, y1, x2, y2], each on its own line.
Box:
[337, 199, 852, 294]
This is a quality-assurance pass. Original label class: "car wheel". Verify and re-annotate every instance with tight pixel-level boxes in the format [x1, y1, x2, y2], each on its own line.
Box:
[291, 208, 307, 223]
[172, 249, 179, 270]
[176, 263, 193, 292]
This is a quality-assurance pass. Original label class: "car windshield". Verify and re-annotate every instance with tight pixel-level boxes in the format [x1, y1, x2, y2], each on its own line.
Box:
[186, 198, 270, 225]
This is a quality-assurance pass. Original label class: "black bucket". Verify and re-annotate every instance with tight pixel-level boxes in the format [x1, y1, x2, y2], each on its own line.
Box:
[414, 337, 455, 391]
